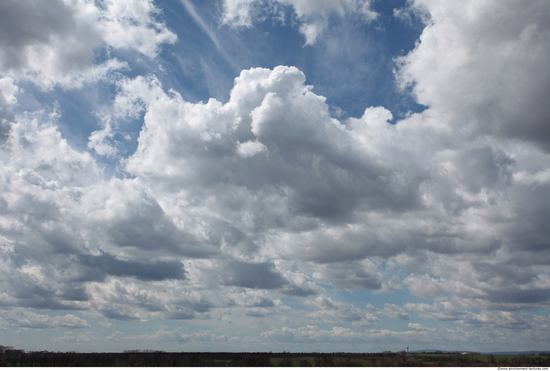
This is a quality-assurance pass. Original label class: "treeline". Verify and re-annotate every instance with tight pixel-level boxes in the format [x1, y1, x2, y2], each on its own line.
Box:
[413, 353, 550, 367]
[3, 345, 549, 367]
[0, 352, 367, 367]
[0, 351, 266, 367]
[0, 346, 403, 367]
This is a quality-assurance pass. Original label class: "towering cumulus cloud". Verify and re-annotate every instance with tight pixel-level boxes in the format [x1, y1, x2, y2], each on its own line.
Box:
[0, 0, 549, 353]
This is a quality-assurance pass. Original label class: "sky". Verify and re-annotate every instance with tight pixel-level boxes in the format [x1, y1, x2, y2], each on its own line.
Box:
[0, 0, 549, 353]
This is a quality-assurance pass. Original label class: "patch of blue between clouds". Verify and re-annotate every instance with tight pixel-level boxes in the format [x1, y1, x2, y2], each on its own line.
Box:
[34, 0, 428, 178]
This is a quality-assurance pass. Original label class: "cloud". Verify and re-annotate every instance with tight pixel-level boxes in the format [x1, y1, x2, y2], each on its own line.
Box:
[277, 268, 318, 297]
[0, 0, 550, 352]
[226, 290, 277, 308]
[313, 260, 383, 290]
[221, 261, 288, 289]
[0, 0, 100, 73]
[395, 0, 550, 152]
[83, 277, 220, 322]
[0, 0, 176, 89]
[221, 0, 377, 44]
[236, 140, 267, 158]
[3, 58, 550, 329]
[79, 178, 221, 258]
[305, 295, 379, 327]
[0, 308, 90, 330]
[52, 331, 98, 344]
[405, 301, 532, 331]
[407, 323, 430, 331]
[261, 325, 430, 345]
[78, 253, 187, 282]
[7, 112, 100, 186]
[0, 264, 91, 311]
[0, 76, 18, 144]
[140, 328, 237, 343]
[404, 274, 447, 300]
[87, 118, 118, 157]
[1, 60, 550, 335]
[99, 0, 177, 57]
[367, 303, 411, 320]
[261, 325, 364, 343]
[121, 66, 427, 234]
[180, 0, 223, 52]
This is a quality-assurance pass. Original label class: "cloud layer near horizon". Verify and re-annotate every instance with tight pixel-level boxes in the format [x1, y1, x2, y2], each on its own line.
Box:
[0, 0, 549, 352]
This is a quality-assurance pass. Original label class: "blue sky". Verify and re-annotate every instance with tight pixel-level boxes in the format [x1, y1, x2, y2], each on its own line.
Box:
[1, 0, 550, 353]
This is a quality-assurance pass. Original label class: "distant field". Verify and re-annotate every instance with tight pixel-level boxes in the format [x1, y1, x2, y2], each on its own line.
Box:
[410, 353, 550, 367]
[2, 351, 550, 367]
